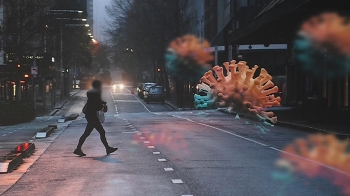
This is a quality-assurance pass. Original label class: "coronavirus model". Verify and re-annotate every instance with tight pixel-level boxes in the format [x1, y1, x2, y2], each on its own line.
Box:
[295, 12, 350, 77]
[194, 83, 217, 109]
[201, 60, 281, 124]
[301, 12, 350, 55]
[165, 35, 214, 82]
[278, 134, 350, 195]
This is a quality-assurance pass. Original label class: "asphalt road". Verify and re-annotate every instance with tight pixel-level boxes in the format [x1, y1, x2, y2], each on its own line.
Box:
[1, 86, 348, 196]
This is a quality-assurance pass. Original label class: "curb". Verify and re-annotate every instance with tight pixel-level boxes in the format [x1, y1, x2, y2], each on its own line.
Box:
[217, 108, 350, 140]
[58, 113, 79, 123]
[165, 101, 193, 111]
[276, 121, 350, 140]
[58, 118, 67, 123]
[48, 124, 58, 129]
[49, 90, 80, 116]
[165, 101, 177, 110]
[64, 113, 79, 121]
[36, 127, 55, 139]
[0, 143, 35, 173]
[48, 109, 59, 116]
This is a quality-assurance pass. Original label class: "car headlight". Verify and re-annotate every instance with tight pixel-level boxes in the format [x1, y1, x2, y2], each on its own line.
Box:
[112, 85, 117, 90]
[119, 84, 124, 89]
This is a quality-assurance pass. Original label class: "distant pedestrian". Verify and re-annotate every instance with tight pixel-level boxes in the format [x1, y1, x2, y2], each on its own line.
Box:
[74, 80, 118, 156]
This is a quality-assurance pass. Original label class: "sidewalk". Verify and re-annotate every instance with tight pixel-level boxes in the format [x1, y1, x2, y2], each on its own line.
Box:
[165, 93, 194, 110]
[36, 89, 80, 116]
[271, 107, 350, 138]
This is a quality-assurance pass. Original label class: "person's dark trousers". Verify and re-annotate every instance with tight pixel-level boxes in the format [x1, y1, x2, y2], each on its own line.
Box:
[77, 113, 110, 149]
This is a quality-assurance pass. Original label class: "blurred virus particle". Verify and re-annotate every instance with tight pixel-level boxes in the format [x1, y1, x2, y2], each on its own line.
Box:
[194, 83, 217, 109]
[281, 134, 350, 195]
[201, 60, 281, 125]
[165, 35, 214, 82]
[295, 12, 350, 77]
[301, 12, 350, 55]
[133, 125, 190, 157]
[272, 159, 295, 195]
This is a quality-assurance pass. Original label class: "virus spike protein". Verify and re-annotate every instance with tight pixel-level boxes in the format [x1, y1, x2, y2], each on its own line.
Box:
[201, 60, 281, 124]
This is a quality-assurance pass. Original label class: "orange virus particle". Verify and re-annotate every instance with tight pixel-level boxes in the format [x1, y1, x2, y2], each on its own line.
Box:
[201, 60, 281, 124]
[281, 134, 350, 195]
[168, 35, 214, 65]
[301, 12, 350, 55]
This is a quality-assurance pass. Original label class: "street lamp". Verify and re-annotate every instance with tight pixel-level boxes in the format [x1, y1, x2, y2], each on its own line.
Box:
[48, 9, 89, 99]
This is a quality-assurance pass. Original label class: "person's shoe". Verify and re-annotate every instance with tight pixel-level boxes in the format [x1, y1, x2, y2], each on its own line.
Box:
[74, 149, 86, 157]
[106, 147, 118, 155]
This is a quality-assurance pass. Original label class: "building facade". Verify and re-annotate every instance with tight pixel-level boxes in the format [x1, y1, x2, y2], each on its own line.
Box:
[87, 0, 93, 34]
[202, 0, 350, 122]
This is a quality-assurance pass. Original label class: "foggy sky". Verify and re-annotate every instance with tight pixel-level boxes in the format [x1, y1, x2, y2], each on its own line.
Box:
[93, 0, 110, 42]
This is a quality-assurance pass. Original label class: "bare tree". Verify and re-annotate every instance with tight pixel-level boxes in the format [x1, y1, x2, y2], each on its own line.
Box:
[106, 0, 192, 98]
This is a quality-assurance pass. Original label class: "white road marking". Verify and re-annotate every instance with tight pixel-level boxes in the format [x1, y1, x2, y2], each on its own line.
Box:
[109, 89, 119, 114]
[148, 146, 155, 149]
[158, 159, 167, 162]
[171, 179, 183, 184]
[172, 114, 350, 177]
[140, 137, 145, 139]
[164, 168, 174, 171]
[269, 147, 350, 177]
[113, 100, 140, 102]
[173, 115, 268, 147]
[153, 152, 161, 154]
[196, 122, 268, 147]
[126, 89, 152, 113]
[137, 133, 142, 135]
[2, 134, 6, 136]
[143, 141, 150, 144]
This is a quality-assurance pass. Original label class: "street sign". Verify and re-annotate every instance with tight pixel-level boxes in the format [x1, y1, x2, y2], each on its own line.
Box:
[31, 66, 38, 75]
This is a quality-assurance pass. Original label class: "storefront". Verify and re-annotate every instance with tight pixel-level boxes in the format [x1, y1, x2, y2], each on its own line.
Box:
[226, 0, 350, 109]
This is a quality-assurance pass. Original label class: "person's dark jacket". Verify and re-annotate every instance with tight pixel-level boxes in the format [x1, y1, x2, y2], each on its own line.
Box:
[84, 89, 105, 115]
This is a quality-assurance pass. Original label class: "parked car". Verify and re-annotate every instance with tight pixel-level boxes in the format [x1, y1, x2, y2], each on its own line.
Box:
[137, 83, 145, 97]
[144, 86, 165, 104]
[139, 82, 156, 99]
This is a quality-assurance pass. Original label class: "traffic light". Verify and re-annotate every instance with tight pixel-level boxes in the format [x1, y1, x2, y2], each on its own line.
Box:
[157, 68, 161, 72]
[17, 64, 21, 68]
[24, 74, 29, 78]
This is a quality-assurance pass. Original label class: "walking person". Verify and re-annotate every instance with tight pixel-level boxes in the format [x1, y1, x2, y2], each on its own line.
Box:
[74, 80, 118, 156]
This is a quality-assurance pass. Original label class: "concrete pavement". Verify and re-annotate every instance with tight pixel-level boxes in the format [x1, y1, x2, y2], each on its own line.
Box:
[1, 86, 348, 196]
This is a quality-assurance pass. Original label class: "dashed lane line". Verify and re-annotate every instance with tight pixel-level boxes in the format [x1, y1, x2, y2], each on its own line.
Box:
[164, 168, 174, 171]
